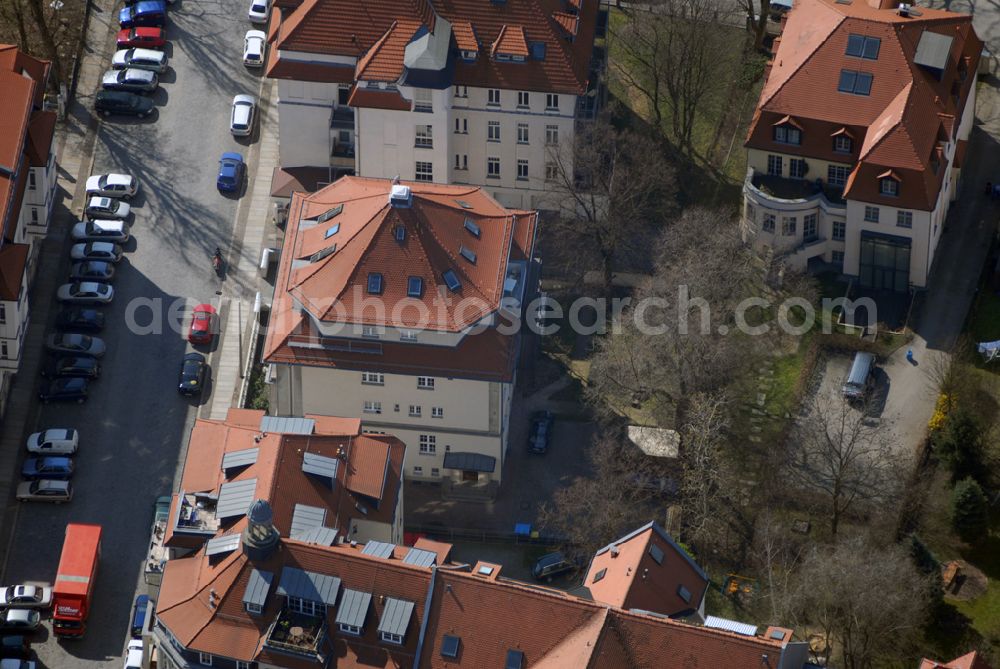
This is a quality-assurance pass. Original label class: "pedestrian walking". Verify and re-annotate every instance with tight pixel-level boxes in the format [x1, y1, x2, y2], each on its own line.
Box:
[906, 348, 915, 364]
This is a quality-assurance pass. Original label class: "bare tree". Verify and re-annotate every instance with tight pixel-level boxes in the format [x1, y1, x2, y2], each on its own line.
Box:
[787, 398, 904, 538]
[24, 0, 62, 83]
[748, 513, 805, 622]
[788, 535, 931, 668]
[545, 115, 676, 297]
[734, 0, 772, 51]
[0, 0, 30, 52]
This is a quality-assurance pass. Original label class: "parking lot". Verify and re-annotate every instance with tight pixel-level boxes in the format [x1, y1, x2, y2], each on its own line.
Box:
[2, 0, 264, 666]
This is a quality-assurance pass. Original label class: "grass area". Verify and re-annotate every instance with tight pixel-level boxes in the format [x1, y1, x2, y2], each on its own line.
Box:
[764, 341, 810, 417]
[245, 363, 269, 411]
[968, 288, 1000, 345]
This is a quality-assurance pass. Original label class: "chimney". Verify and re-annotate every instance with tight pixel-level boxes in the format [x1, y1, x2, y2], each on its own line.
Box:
[610, 546, 620, 558]
[389, 184, 413, 208]
[242, 499, 280, 561]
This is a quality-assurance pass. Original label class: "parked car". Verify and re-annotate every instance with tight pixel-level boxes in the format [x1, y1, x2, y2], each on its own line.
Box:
[101, 68, 157, 93]
[69, 260, 116, 282]
[0, 660, 35, 669]
[248, 0, 269, 23]
[71, 242, 123, 263]
[112, 48, 168, 73]
[0, 636, 31, 660]
[55, 307, 105, 333]
[527, 410, 554, 454]
[119, 1, 167, 28]
[26, 429, 78, 455]
[38, 378, 89, 404]
[243, 30, 266, 67]
[71, 220, 129, 244]
[531, 552, 576, 581]
[178, 352, 207, 396]
[217, 152, 245, 192]
[15, 480, 72, 504]
[86, 173, 138, 199]
[41, 356, 101, 380]
[123, 639, 143, 669]
[56, 281, 114, 305]
[116, 27, 166, 49]
[21, 457, 74, 481]
[230, 94, 255, 136]
[45, 333, 106, 357]
[0, 586, 52, 610]
[188, 303, 217, 344]
[0, 610, 39, 633]
[130, 595, 150, 638]
[85, 196, 130, 220]
[95, 90, 154, 119]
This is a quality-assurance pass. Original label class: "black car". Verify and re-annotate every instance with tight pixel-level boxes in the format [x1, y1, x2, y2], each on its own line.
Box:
[178, 352, 206, 396]
[55, 307, 105, 333]
[69, 260, 115, 282]
[0, 634, 30, 660]
[41, 356, 101, 380]
[531, 552, 577, 581]
[38, 378, 88, 404]
[95, 90, 154, 118]
[528, 410, 554, 454]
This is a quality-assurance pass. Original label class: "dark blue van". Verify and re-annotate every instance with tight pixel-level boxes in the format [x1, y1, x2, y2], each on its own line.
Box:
[130, 594, 150, 638]
[119, 1, 167, 28]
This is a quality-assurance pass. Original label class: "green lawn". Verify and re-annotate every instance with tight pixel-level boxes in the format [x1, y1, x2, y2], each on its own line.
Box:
[968, 289, 1000, 345]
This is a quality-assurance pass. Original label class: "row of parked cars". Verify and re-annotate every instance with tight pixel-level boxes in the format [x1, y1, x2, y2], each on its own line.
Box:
[95, 0, 173, 118]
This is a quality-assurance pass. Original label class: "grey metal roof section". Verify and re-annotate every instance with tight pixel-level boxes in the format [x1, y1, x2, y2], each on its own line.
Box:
[302, 451, 339, 483]
[294, 526, 338, 547]
[290, 503, 327, 538]
[704, 615, 758, 637]
[914, 31, 954, 71]
[335, 589, 371, 628]
[442, 451, 496, 473]
[216, 478, 257, 520]
[402, 547, 437, 568]
[360, 540, 395, 559]
[205, 533, 241, 557]
[377, 598, 415, 637]
[242, 568, 274, 608]
[276, 566, 341, 606]
[260, 415, 315, 435]
[221, 447, 259, 474]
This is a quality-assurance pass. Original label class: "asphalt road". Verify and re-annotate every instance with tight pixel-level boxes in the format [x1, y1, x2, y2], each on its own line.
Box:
[3, 0, 263, 666]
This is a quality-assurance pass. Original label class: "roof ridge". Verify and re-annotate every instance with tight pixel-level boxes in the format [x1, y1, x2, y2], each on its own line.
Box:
[355, 20, 398, 78]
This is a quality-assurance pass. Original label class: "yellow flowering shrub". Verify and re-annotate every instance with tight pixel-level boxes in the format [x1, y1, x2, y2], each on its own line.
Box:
[928, 393, 951, 432]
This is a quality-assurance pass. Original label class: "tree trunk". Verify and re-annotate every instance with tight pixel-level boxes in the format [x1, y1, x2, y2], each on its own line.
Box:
[26, 0, 62, 84]
[2, 0, 31, 52]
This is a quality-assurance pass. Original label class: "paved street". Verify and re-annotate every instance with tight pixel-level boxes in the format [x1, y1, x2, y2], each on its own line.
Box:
[1, 0, 267, 666]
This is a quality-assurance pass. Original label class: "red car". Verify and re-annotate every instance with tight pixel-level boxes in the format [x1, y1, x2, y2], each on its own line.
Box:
[188, 304, 217, 345]
[116, 27, 165, 49]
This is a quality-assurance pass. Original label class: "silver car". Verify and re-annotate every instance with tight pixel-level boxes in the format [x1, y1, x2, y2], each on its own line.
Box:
[45, 333, 107, 357]
[71, 242, 123, 263]
[86, 173, 138, 199]
[15, 480, 72, 504]
[230, 94, 255, 136]
[0, 585, 53, 609]
[85, 196, 130, 220]
[101, 68, 158, 93]
[112, 47, 167, 73]
[56, 281, 114, 305]
[26, 429, 78, 455]
[71, 220, 129, 243]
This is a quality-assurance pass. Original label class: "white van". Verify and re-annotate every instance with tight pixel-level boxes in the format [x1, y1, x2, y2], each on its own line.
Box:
[842, 352, 876, 401]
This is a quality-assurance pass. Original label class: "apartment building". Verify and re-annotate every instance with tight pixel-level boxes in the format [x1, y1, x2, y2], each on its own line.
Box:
[152, 519, 812, 669]
[263, 177, 536, 492]
[267, 0, 605, 210]
[742, 0, 980, 291]
[0, 45, 58, 414]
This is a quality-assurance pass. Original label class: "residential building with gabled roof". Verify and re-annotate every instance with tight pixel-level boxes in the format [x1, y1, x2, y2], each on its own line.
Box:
[920, 652, 995, 669]
[262, 177, 536, 493]
[0, 44, 58, 415]
[266, 0, 606, 210]
[742, 0, 980, 291]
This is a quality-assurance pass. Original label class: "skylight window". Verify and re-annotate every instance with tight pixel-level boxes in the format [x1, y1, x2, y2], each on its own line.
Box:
[324, 223, 340, 239]
[316, 204, 344, 223]
[442, 270, 461, 292]
[593, 568, 607, 583]
[367, 273, 383, 294]
[308, 245, 336, 262]
[407, 276, 423, 297]
[395, 225, 406, 242]
[838, 70, 872, 95]
[459, 245, 477, 264]
[455, 199, 474, 209]
[846, 34, 880, 60]
[463, 218, 481, 237]
[441, 635, 461, 659]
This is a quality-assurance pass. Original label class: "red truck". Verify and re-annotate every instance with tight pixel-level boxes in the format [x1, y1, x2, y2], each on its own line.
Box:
[53, 523, 102, 638]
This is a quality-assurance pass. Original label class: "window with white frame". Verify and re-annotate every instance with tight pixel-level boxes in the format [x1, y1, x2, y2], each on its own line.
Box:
[832, 250, 845, 264]
[774, 124, 801, 145]
[488, 121, 500, 142]
[827, 165, 849, 186]
[362, 325, 380, 338]
[517, 123, 528, 144]
[545, 93, 559, 110]
[381, 631, 404, 645]
[789, 158, 807, 179]
[415, 161, 433, 182]
[339, 623, 362, 636]
[364, 401, 382, 414]
[545, 162, 558, 181]
[27, 170, 36, 190]
[0, 303, 6, 324]
[517, 159, 529, 181]
[880, 178, 899, 196]
[762, 213, 775, 233]
[0, 342, 8, 360]
[767, 155, 782, 176]
[413, 88, 432, 112]
[781, 216, 796, 236]
[803, 213, 817, 240]
[244, 602, 262, 615]
[237, 662, 250, 669]
[361, 371, 384, 385]
[454, 154, 468, 171]
[454, 117, 467, 134]
[432, 407, 444, 418]
[400, 330, 418, 341]
[409, 405, 421, 417]
[413, 466, 423, 475]
[29, 208, 38, 224]
[454, 85, 468, 98]
[834, 134, 852, 153]
[287, 597, 321, 616]
[897, 211, 913, 228]
[419, 435, 437, 454]
[545, 124, 559, 144]
[417, 376, 435, 389]
[864, 206, 879, 222]
[431, 467, 440, 477]
[199, 653, 213, 666]
[517, 91, 529, 107]
[487, 157, 500, 178]
[833, 221, 846, 240]
[488, 88, 501, 106]
[415, 125, 433, 148]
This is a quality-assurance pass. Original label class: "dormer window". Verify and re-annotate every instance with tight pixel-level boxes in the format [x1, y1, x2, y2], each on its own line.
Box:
[773, 124, 801, 145]
[460, 50, 477, 62]
[833, 134, 853, 153]
[880, 178, 899, 196]
[339, 623, 362, 636]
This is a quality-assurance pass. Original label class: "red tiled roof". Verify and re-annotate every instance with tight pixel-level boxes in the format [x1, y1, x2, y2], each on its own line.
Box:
[552, 10, 579, 37]
[920, 652, 994, 669]
[492, 24, 530, 58]
[346, 86, 412, 110]
[0, 44, 48, 106]
[25, 110, 56, 167]
[0, 70, 35, 174]
[0, 243, 28, 300]
[278, 0, 436, 56]
[356, 20, 423, 82]
[266, 53, 354, 83]
[452, 20, 478, 53]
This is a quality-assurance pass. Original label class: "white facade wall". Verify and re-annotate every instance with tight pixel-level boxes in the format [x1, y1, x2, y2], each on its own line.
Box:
[20, 156, 57, 238]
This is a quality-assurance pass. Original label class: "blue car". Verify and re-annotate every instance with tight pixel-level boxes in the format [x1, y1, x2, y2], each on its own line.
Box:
[21, 456, 75, 481]
[217, 152, 245, 193]
[119, 1, 166, 28]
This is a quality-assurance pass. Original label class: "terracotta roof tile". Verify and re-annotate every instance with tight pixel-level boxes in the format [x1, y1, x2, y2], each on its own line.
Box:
[920, 653, 994, 669]
[552, 10, 579, 37]
[266, 53, 354, 83]
[356, 20, 423, 82]
[452, 20, 478, 52]
[346, 86, 413, 110]
[25, 110, 55, 167]
[0, 69, 35, 174]
[492, 24, 530, 58]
